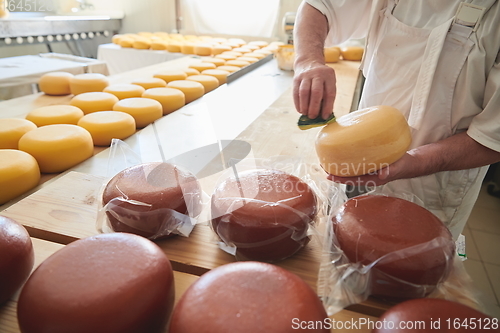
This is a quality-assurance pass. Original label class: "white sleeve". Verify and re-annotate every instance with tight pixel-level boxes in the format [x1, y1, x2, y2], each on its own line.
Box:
[304, 0, 373, 45]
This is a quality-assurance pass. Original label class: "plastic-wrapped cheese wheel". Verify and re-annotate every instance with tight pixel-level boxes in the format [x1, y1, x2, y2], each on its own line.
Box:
[169, 262, 329, 333]
[17, 233, 175, 333]
[332, 195, 455, 300]
[142, 87, 186, 115]
[113, 97, 163, 128]
[38, 72, 74, 95]
[0, 118, 37, 149]
[77, 111, 136, 146]
[18, 124, 94, 173]
[26, 105, 84, 126]
[69, 73, 109, 95]
[166, 80, 204, 104]
[0, 216, 34, 304]
[70, 92, 120, 115]
[102, 162, 202, 239]
[211, 169, 318, 262]
[0, 150, 40, 205]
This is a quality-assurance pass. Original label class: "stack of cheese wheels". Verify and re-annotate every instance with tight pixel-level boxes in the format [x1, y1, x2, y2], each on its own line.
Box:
[0, 118, 37, 149]
[113, 97, 163, 128]
[373, 298, 497, 333]
[0, 216, 34, 304]
[142, 87, 186, 115]
[103, 84, 146, 100]
[69, 73, 109, 95]
[316, 105, 411, 176]
[169, 262, 329, 333]
[77, 111, 136, 146]
[102, 162, 202, 240]
[17, 233, 175, 333]
[332, 195, 455, 300]
[0, 150, 40, 204]
[167, 80, 204, 104]
[38, 72, 74, 96]
[70, 92, 119, 115]
[25, 105, 84, 126]
[18, 124, 94, 173]
[211, 169, 318, 262]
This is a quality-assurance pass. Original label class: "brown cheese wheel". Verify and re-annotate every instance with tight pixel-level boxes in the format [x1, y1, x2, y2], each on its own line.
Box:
[373, 298, 498, 333]
[333, 195, 454, 300]
[102, 162, 202, 239]
[211, 169, 317, 262]
[0, 216, 34, 305]
[17, 233, 175, 333]
[169, 261, 329, 333]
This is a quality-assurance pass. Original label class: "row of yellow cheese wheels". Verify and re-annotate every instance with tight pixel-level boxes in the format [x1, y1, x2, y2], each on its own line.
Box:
[324, 45, 364, 63]
[0, 47, 271, 205]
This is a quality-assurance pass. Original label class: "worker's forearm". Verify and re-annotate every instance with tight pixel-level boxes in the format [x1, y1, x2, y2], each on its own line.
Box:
[293, 2, 330, 66]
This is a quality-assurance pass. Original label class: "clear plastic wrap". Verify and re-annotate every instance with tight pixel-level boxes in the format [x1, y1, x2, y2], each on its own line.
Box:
[209, 156, 332, 262]
[96, 139, 206, 240]
[318, 191, 484, 316]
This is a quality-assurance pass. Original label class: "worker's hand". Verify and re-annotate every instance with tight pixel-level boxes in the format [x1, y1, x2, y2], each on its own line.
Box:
[293, 60, 336, 120]
[326, 153, 420, 187]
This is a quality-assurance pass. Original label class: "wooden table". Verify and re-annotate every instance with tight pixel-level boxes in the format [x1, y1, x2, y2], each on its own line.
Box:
[0, 56, 387, 331]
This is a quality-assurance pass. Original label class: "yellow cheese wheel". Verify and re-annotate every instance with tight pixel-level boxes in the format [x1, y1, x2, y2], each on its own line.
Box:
[189, 62, 217, 72]
[200, 57, 226, 67]
[166, 42, 182, 53]
[133, 39, 151, 49]
[131, 78, 167, 89]
[183, 68, 200, 76]
[142, 87, 186, 115]
[244, 52, 265, 60]
[232, 47, 252, 54]
[248, 41, 269, 48]
[340, 46, 364, 61]
[150, 41, 169, 50]
[212, 45, 232, 55]
[0, 118, 37, 149]
[69, 73, 109, 95]
[0, 150, 40, 205]
[222, 51, 243, 57]
[18, 124, 94, 173]
[225, 60, 250, 68]
[243, 44, 260, 51]
[103, 84, 146, 100]
[228, 38, 246, 46]
[77, 111, 136, 146]
[70, 92, 120, 114]
[38, 72, 74, 96]
[194, 43, 213, 56]
[181, 43, 195, 54]
[215, 54, 237, 61]
[113, 97, 163, 128]
[118, 38, 134, 48]
[111, 34, 123, 44]
[315, 106, 412, 177]
[153, 70, 188, 83]
[237, 56, 259, 64]
[253, 49, 273, 56]
[0, 6, 10, 19]
[201, 69, 230, 85]
[324, 47, 341, 63]
[216, 65, 240, 73]
[166, 80, 205, 104]
[26, 105, 84, 126]
[186, 75, 219, 93]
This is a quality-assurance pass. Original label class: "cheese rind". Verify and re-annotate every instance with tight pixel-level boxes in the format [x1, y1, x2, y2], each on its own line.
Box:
[340, 46, 364, 61]
[26, 105, 84, 126]
[18, 124, 94, 173]
[166, 80, 204, 104]
[77, 111, 136, 146]
[216, 65, 240, 73]
[103, 84, 146, 100]
[153, 70, 188, 83]
[225, 60, 250, 68]
[131, 78, 167, 90]
[324, 47, 341, 63]
[186, 75, 219, 93]
[201, 69, 230, 85]
[183, 68, 200, 76]
[142, 88, 186, 115]
[70, 92, 120, 115]
[39, 72, 74, 96]
[69, 73, 109, 95]
[113, 98, 163, 128]
[0, 118, 37, 149]
[188, 62, 216, 72]
[0, 150, 40, 204]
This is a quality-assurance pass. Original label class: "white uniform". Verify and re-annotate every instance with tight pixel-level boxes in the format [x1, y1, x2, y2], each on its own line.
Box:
[306, 0, 500, 239]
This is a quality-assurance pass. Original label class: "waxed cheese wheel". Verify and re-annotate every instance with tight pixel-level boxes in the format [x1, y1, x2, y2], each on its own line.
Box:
[333, 195, 454, 300]
[69, 73, 109, 95]
[154, 70, 188, 83]
[103, 84, 146, 100]
[225, 59, 250, 68]
[189, 62, 216, 72]
[212, 44, 232, 55]
[26, 105, 84, 126]
[183, 68, 200, 76]
[0, 216, 34, 304]
[113, 97, 163, 128]
[167, 42, 182, 53]
[132, 39, 151, 49]
[169, 262, 329, 333]
[102, 162, 202, 239]
[228, 38, 246, 46]
[186, 75, 219, 93]
[166, 80, 204, 104]
[324, 47, 340, 63]
[253, 48, 273, 55]
[200, 57, 226, 67]
[77, 111, 136, 146]
[211, 169, 318, 262]
[237, 56, 259, 64]
[17, 233, 175, 333]
[0, 150, 40, 204]
[118, 38, 134, 48]
[194, 43, 213, 56]
[38, 72, 74, 96]
[374, 298, 497, 333]
[215, 54, 237, 61]
[232, 47, 252, 54]
[131, 77, 167, 89]
[243, 44, 260, 51]
[245, 52, 266, 59]
[316, 105, 411, 176]
[340, 46, 364, 61]
[150, 41, 169, 50]
[222, 51, 243, 57]
[248, 40, 269, 48]
[18, 124, 94, 173]
[142, 87, 186, 115]
[201, 69, 230, 85]
[216, 65, 240, 73]
[70, 92, 120, 115]
[0, 118, 37, 149]
[181, 43, 195, 54]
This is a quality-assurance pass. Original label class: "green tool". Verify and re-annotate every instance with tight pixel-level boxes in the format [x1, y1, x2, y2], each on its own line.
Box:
[297, 113, 336, 130]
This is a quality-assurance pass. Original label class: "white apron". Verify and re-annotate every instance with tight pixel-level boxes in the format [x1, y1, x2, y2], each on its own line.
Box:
[358, 0, 495, 239]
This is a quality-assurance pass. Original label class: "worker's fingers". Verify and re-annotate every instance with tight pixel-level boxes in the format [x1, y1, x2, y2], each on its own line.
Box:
[307, 77, 325, 119]
[297, 79, 312, 115]
[321, 71, 336, 119]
